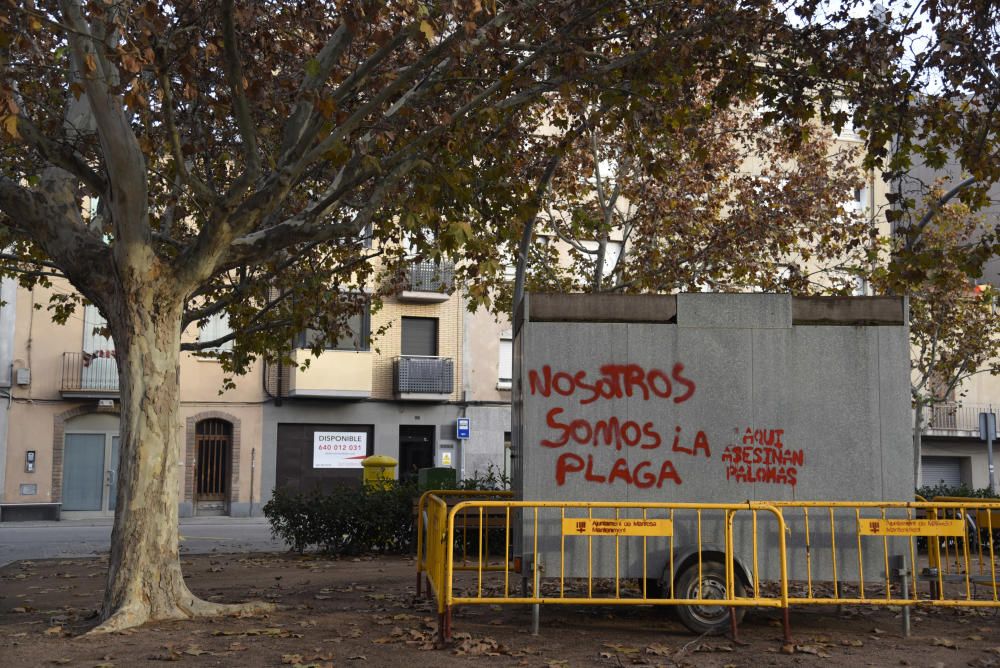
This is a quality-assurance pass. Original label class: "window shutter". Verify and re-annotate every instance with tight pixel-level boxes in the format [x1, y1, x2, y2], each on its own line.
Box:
[921, 456, 963, 487]
[401, 317, 438, 356]
[498, 336, 513, 382]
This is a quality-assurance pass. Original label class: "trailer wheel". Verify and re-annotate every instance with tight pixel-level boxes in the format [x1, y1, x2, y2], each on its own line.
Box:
[675, 561, 744, 635]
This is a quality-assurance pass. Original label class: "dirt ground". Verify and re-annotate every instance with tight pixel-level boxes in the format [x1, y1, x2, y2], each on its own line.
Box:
[1, 552, 999, 668]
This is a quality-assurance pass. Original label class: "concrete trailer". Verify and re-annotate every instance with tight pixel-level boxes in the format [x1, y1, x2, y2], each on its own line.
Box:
[510, 293, 913, 632]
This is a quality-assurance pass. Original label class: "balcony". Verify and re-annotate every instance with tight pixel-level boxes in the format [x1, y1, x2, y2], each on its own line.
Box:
[398, 261, 454, 303]
[61, 352, 119, 398]
[288, 349, 373, 399]
[393, 355, 454, 400]
[924, 403, 998, 438]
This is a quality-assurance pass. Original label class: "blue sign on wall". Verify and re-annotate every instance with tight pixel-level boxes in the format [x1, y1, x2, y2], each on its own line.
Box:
[457, 417, 471, 439]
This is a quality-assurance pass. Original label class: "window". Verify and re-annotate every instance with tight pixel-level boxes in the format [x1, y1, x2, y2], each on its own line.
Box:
[577, 240, 623, 281]
[846, 185, 869, 214]
[497, 330, 512, 389]
[831, 99, 860, 141]
[296, 306, 371, 351]
[199, 312, 233, 352]
[401, 317, 438, 356]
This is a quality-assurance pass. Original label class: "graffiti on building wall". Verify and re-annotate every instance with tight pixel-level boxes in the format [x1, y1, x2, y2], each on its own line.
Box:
[529, 364, 803, 489]
[529, 363, 707, 488]
[721, 428, 803, 487]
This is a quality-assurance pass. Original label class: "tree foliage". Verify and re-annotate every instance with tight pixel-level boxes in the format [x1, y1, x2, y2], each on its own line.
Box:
[873, 190, 1000, 483]
[462, 97, 876, 309]
[2, 0, 1000, 633]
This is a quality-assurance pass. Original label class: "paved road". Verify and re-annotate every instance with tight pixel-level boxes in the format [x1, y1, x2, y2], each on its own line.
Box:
[0, 517, 286, 567]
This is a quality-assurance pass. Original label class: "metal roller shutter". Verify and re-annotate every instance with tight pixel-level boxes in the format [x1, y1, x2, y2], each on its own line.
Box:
[921, 456, 963, 487]
[401, 317, 438, 356]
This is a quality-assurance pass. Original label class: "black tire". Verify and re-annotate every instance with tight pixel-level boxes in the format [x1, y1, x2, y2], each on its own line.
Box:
[674, 561, 745, 635]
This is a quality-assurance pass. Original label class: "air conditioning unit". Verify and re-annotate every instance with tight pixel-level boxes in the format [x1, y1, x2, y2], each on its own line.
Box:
[98, 399, 115, 408]
[15, 368, 30, 386]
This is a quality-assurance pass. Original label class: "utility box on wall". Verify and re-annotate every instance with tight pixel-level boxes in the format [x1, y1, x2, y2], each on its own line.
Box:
[511, 293, 912, 580]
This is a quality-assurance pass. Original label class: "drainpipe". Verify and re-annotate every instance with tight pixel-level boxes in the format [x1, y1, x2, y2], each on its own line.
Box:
[249, 447, 256, 517]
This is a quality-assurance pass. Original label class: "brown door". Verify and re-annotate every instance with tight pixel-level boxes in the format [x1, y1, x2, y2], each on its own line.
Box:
[195, 419, 231, 514]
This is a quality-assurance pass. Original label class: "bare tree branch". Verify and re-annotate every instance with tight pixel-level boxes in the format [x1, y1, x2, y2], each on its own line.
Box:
[220, 0, 261, 177]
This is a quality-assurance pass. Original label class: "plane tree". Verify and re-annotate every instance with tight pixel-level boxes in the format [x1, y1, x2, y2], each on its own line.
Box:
[0, 0, 859, 632]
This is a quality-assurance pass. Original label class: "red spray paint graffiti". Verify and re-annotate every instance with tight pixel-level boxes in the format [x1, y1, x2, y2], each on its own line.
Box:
[721, 427, 803, 486]
[530, 363, 707, 488]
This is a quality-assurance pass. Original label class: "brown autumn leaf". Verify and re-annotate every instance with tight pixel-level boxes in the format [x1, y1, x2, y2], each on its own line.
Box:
[841, 639, 864, 647]
[603, 642, 641, 655]
[795, 644, 831, 658]
[44, 625, 62, 636]
[646, 643, 672, 656]
[148, 647, 181, 662]
[932, 637, 957, 649]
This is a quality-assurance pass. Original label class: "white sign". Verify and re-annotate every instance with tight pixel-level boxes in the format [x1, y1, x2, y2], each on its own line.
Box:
[313, 431, 368, 469]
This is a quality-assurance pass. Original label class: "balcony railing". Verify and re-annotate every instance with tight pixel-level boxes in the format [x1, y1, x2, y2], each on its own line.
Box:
[61, 351, 119, 395]
[409, 261, 454, 292]
[925, 403, 998, 435]
[393, 355, 454, 397]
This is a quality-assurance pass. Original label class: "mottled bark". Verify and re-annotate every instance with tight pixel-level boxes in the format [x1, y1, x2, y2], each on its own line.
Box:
[91, 285, 271, 633]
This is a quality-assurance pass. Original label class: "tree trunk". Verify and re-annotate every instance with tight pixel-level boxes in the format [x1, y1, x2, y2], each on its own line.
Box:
[913, 401, 925, 489]
[92, 289, 271, 633]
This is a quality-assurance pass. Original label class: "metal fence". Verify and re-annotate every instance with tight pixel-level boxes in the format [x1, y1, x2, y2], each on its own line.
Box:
[408, 261, 454, 293]
[61, 351, 119, 392]
[928, 403, 999, 434]
[393, 356, 454, 394]
[417, 493, 1000, 642]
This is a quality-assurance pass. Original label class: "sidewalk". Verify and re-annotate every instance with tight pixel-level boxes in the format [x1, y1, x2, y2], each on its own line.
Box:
[0, 515, 283, 567]
[1, 515, 271, 529]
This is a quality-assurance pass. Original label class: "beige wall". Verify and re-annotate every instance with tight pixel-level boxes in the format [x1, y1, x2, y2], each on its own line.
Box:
[370, 294, 464, 402]
[3, 280, 266, 508]
[464, 306, 511, 403]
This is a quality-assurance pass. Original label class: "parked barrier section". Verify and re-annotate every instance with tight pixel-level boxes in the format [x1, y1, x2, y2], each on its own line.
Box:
[415, 490, 514, 598]
[416, 494, 1000, 641]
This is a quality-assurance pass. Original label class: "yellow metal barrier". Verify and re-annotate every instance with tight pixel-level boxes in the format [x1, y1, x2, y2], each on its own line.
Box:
[429, 498, 789, 640]
[418, 496, 1000, 642]
[770, 501, 999, 608]
[415, 489, 514, 600]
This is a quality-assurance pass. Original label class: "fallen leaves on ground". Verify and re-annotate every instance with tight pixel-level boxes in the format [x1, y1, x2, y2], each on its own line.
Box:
[211, 627, 304, 639]
[932, 637, 958, 649]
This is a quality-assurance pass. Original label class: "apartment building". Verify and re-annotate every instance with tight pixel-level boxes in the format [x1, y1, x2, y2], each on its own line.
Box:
[0, 258, 514, 521]
[894, 162, 1000, 490]
[0, 278, 266, 521]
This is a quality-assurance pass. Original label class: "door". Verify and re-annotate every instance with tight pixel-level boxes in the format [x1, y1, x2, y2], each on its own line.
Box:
[62, 432, 118, 515]
[399, 425, 435, 481]
[82, 305, 117, 390]
[194, 419, 232, 515]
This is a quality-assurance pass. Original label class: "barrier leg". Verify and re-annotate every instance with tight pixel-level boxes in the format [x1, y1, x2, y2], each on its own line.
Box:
[438, 606, 452, 645]
[900, 569, 911, 638]
[729, 608, 742, 644]
[425, 575, 431, 601]
[890, 555, 911, 638]
[782, 607, 793, 644]
[416, 571, 422, 598]
[531, 561, 541, 636]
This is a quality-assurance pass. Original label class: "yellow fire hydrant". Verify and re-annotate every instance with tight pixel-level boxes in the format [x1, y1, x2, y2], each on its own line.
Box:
[361, 455, 398, 489]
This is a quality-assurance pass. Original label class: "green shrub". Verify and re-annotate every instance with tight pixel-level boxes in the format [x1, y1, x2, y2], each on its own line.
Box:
[916, 483, 1000, 500]
[264, 481, 419, 555]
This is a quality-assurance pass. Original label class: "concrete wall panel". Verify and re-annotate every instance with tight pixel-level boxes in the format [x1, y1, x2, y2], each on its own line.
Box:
[514, 294, 912, 580]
